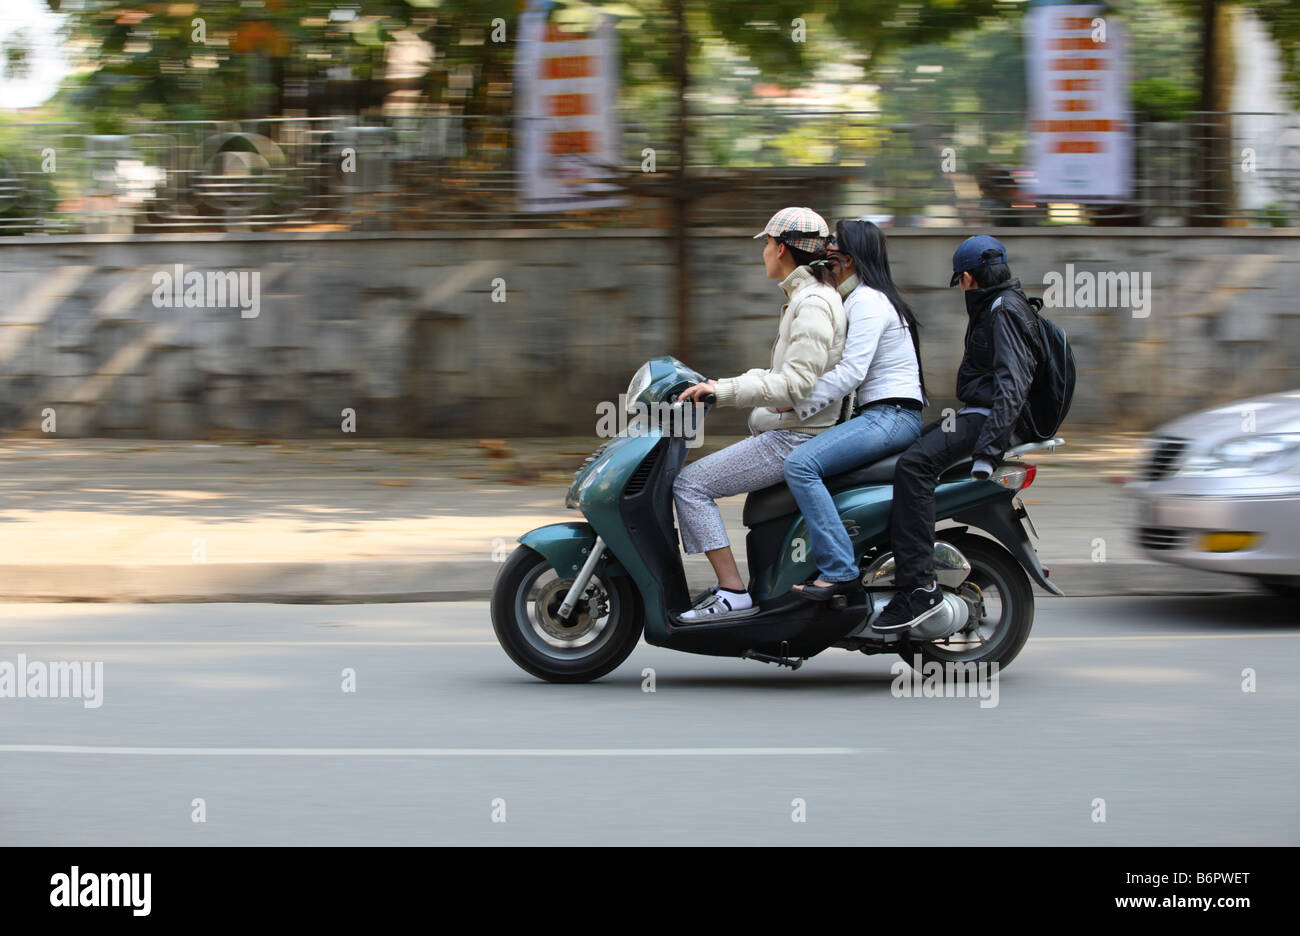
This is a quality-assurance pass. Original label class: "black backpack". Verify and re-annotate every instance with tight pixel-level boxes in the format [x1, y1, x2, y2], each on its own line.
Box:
[1014, 296, 1076, 442]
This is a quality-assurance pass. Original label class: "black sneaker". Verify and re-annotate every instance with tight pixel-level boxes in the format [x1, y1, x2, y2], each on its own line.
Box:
[871, 583, 944, 632]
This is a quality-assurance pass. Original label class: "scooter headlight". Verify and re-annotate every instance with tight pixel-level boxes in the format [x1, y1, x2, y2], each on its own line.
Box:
[1179, 433, 1300, 478]
[625, 363, 654, 415]
[576, 456, 609, 495]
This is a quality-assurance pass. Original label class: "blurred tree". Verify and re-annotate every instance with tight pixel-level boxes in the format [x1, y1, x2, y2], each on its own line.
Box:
[1156, 0, 1300, 222]
[2, 28, 33, 82]
[1130, 77, 1198, 122]
[1187, 1, 1300, 107]
[43, 0, 1300, 237]
[544, 0, 1021, 355]
[43, 1, 461, 120]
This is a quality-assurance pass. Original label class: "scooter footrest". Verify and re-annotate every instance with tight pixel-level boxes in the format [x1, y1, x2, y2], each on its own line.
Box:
[741, 650, 805, 670]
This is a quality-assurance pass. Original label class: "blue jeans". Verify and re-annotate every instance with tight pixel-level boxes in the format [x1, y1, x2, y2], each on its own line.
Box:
[782, 403, 923, 582]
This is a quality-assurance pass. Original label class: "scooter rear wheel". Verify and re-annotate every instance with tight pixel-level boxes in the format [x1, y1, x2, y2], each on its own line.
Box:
[903, 533, 1035, 672]
[491, 545, 644, 683]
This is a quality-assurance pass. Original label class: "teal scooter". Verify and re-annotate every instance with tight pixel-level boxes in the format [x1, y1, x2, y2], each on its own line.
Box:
[491, 357, 1063, 683]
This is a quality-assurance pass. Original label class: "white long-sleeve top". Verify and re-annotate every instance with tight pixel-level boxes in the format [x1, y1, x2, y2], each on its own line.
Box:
[793, 274, 923, 421]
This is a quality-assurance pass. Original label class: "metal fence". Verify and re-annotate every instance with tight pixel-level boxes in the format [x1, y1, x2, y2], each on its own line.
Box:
[2, 110, 1298, 233]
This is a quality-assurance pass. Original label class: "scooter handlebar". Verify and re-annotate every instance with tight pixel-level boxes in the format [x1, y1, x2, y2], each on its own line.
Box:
[673, 392, 716, 406]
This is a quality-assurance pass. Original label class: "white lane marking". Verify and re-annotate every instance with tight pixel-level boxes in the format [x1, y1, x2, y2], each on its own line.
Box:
[0, 745, 869, 758]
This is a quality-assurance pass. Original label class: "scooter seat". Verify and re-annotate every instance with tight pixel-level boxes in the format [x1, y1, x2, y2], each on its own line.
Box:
[742, 452, 976, 528]
[743, 452, 904, 528]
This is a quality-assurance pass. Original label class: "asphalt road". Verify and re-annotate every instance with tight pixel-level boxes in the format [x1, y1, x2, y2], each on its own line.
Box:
[2, 596, 1297, 846]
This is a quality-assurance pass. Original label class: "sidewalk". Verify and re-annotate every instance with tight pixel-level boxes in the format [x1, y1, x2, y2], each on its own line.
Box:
[0, 435, 1255, 602]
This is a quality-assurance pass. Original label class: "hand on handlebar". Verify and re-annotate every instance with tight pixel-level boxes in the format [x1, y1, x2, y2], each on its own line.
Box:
[678, 380, 717, 404]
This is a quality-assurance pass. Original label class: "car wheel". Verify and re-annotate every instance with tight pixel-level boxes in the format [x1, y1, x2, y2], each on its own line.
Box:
[1259, 579, 1300, 598]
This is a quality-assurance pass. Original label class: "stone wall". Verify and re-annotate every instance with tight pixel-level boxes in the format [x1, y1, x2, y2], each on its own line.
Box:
[0, 228, 1297, 437]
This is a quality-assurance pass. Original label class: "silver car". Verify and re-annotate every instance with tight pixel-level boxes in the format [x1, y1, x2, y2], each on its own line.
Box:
[1127, 389, 1300, 595]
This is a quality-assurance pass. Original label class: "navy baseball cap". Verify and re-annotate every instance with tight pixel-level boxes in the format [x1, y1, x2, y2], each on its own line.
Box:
[950, 235, 1008, 287]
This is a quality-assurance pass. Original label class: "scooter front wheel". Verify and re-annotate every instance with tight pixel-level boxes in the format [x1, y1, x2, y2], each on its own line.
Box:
[490, 545, 644, 683]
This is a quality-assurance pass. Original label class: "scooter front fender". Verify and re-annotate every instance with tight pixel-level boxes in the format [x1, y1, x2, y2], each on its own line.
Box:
[518, 523, 627, 579]
[514, 522, 626, 582]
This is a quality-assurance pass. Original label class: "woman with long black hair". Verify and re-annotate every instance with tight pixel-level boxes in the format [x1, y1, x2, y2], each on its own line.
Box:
[779, 218, 927, 600]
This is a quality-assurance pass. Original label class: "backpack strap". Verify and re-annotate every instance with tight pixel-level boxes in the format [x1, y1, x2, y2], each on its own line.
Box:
[995, 289, 1045, 362]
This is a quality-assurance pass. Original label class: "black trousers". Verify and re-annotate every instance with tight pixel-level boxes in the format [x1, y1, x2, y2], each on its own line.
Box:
[889, 413, 988, 588]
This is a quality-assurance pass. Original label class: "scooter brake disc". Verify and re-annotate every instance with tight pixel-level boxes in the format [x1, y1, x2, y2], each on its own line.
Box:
[533, 577, 605, 643]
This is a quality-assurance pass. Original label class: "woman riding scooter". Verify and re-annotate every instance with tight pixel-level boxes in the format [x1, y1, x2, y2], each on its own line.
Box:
[674, 206, 847, 620]
[781, 219, 927, 601]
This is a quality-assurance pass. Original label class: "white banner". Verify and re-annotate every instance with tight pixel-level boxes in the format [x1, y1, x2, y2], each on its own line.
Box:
[1024, 2, 1132, 201]
[515, 6, 623, 212]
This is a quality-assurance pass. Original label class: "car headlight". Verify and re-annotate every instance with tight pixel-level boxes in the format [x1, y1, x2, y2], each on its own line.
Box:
[1178, 433, 1300, 478]
[625, 363, 653, 415]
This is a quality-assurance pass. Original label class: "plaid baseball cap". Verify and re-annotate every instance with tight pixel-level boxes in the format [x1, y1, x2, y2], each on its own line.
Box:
[754, 207, 829, 254]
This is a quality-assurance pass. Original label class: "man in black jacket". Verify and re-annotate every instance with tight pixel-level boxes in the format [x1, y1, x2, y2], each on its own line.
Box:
[872, 235, 1042, 633]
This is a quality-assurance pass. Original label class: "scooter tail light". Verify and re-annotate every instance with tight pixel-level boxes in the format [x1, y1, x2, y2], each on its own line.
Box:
[990, 462, 1036, 490]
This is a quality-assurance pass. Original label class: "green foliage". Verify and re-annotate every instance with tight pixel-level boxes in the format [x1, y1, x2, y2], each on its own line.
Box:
[43, 0, 1026, 126]
[1250, 0, 1300, 107]
[1261, 202, 1291, 226]
[36, 1, 1300, 141]
[3, 27, 33, 81]
[44, 1, 461, 120]
[1131, 77, 1198, 122]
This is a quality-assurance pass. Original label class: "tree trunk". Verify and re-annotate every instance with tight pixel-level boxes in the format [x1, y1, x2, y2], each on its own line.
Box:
[671, 0, 691, 363]
[1190, 0, 1236, 225]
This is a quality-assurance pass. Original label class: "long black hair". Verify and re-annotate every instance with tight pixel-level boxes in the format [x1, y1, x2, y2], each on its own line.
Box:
[777, 235, 838, 288]
[832, 219, 927, 402]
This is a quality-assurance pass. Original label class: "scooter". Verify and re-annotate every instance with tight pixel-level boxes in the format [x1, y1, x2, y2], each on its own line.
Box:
[491, 356, 1064, 683]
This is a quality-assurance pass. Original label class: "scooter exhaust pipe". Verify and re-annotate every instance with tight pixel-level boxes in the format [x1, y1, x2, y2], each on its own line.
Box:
[850, 542, 973, 640]
[851, 589, 969, 641]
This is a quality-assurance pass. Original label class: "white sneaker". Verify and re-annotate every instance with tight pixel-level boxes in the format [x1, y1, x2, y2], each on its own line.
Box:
[689, 584, 721, 609]
[678, 589, 758, 622]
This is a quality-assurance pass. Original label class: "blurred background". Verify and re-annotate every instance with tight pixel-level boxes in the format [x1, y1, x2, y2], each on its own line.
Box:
[3, 4, 1298, 851]
[0, 0, 1297, 440]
